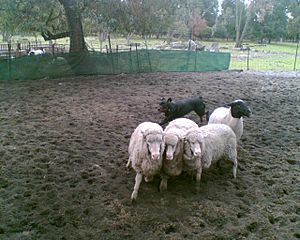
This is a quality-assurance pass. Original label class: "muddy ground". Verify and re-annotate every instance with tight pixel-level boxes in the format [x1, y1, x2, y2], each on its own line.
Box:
[0, 71, 299, 240]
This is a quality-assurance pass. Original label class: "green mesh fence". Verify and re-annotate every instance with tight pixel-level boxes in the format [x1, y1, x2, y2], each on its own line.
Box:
[0, 50, 230, 80]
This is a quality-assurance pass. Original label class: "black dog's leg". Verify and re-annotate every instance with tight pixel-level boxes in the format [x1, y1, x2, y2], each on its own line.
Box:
[159, 118, 169, 126]
[159, 114, 176, 126]
[194, 107, 205, 123]
[205, 111, 209, 122]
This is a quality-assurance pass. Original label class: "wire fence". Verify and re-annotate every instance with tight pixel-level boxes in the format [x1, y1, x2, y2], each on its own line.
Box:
[0, 41, 299, 81]
[0, 46, 231, 80]
[0, 42, 67, 58]
[229, 43, 300, 71]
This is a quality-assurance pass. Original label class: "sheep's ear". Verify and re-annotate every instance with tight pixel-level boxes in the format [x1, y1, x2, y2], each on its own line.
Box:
[140, 129, 146, 138]
[167, 98, 172, 102]
[200, 140, 205, 150]
[224, 102, 231, 107]
[179, 138, 184, 146]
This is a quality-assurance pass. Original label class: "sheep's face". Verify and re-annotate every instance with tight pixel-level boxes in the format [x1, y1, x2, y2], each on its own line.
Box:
[164, 134, 180, 161]
[184, 136, 202, 160]
[228, 100, 251, 118]
[145, 134, 163, 161]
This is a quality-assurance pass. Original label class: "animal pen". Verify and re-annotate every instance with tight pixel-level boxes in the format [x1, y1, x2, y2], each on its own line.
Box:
[0, 42, 231, 80]
[1, 41, 299, 81]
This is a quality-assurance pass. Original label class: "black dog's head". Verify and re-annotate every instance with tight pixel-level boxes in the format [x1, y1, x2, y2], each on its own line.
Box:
[158, 98, 173, 113]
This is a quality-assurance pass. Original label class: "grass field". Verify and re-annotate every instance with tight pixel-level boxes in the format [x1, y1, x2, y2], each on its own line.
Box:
[2, 35, 300, 71]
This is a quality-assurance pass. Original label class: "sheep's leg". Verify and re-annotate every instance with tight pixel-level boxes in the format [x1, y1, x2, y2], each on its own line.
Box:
[126, 157, 131, 168]
[232, 159, 237, 179]
[159, 173, 169, 192]
[205, 111, 209, 122]
[195, 167, 202, 192]
[196, 167, 202, 183]
[228, 150, 238, 179]
[131, 172, 143, 201]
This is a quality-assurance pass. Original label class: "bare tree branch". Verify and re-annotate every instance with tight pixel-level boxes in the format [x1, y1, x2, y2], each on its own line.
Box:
[41, 30, 69, 40]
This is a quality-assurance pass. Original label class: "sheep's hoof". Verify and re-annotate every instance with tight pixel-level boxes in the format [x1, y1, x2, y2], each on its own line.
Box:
[195, 182, 201, 193]
[159, 184, 167, 193]
[144, 176, 153, 182]
[131, 198, 137, 205]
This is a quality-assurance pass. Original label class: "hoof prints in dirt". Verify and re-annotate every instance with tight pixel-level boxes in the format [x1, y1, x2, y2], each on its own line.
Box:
[0, 72, 299, 239]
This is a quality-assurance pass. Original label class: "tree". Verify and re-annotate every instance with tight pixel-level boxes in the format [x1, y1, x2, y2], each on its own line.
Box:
[43, 0, 87, 52]
[215, 0, 236, 40]
[0, 0, 64, 41]
[235, 0, 254, 48]
[174, 0, 218, 40]
[287, 0, 300, 41]
[250, 0, 289, 43]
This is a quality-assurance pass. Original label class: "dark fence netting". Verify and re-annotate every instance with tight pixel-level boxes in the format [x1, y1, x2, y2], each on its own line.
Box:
[0, 50, 231, 80]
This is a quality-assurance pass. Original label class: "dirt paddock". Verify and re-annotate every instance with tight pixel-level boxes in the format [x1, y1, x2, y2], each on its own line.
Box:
[0, 71, 299, 239]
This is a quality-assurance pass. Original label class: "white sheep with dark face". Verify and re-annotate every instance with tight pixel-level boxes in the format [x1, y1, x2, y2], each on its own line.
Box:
[127, 122, 165, 201]
[160, 118, 198, 191]
[208, 99, 251, 141]
[183, 124, 238, 186]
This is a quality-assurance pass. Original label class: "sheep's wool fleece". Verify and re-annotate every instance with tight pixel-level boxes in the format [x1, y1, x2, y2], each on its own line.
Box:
[208, 107, 243, 140]
[163, 118, 198, 176]
[128, 122, 164, 177]
[165, 118, 198, 132]
[186, 124, 237, 168]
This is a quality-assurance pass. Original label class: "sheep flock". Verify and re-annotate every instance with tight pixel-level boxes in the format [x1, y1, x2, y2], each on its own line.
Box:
[127, 99, 251, 201]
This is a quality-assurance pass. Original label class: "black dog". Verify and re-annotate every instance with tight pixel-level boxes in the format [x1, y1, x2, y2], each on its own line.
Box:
[158, 96, 209, 125]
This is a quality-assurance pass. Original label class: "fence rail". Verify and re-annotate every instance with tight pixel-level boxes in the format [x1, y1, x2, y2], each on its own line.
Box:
[0, 42, 68, 58]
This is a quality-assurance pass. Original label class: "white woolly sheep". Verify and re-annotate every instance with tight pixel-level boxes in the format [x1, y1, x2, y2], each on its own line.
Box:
[28, 48, 45, 55]
[208, 99, 251, 141]
[127, 122, 165, 201]
[160, 118, 198, 191]
[183, 124, 238, 185]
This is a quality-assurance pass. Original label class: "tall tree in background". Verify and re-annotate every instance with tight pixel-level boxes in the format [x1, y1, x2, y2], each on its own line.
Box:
[250, 0, 289, 43]
[214, 0, 236, 39]
[43, 0, 87, 52]
[1, 0, 299, 47]
[235, 0, 254, 47]
[0, 0, 86, 52]
[175, 0, 218, 39]
[287, 0, 300, 41]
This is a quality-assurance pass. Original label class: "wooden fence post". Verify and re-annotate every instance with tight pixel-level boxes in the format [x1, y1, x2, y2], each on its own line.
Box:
[17, 43, 21, 57]
[129, 45, 133, 72]
[52, 44, 55, 55]
[8, 42, 12, 80]
[247, 47, 250, 70]
[194, 51, 197, 71]
[135, 43, 140, 72]
[294, 42, 299, 71]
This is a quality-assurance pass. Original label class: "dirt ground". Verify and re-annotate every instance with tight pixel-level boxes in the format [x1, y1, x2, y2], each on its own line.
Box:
[0, 71, 299, 240]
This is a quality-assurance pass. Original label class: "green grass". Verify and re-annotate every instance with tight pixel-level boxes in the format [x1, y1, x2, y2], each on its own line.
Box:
[215, 40, 299, 71]
[2, 35, 299, 71]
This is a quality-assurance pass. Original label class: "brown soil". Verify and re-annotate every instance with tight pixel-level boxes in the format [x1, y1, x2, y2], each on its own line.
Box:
[0, 71, 299, 240]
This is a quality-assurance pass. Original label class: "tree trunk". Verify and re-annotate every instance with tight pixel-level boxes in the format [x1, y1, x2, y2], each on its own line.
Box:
[239, 2, 253, 45]
[2, 32, 10, 42]
[235, 0, 241, 47]
[235, 0, 253, 48]
[58, 0, 87, 52]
